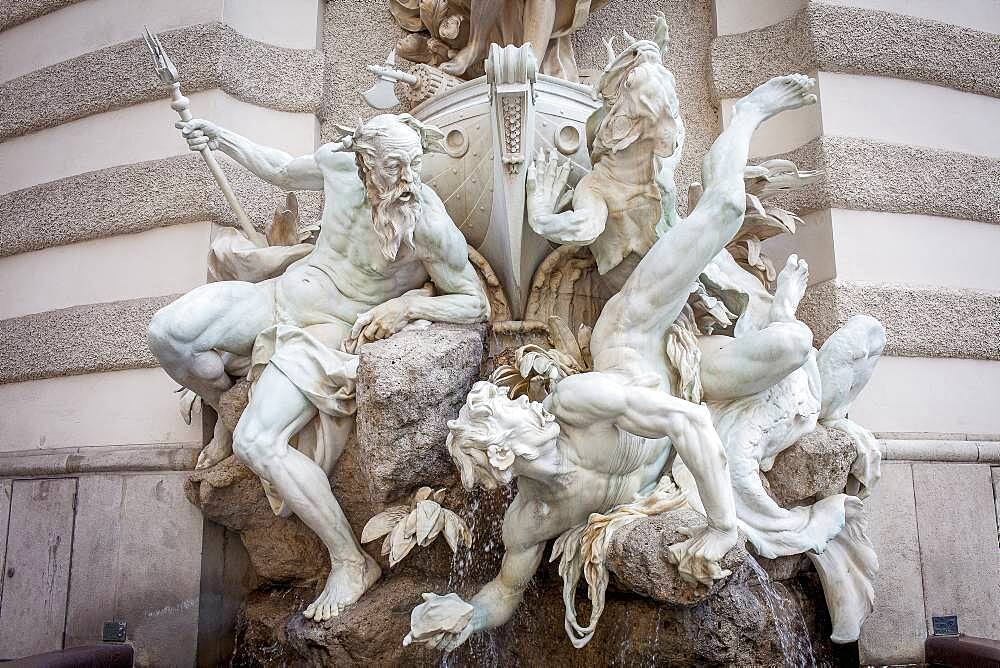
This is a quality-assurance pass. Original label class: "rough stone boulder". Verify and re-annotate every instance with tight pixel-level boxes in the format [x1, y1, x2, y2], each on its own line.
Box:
[764, 423, 856, 507]
[355, 323, 488, 502]
[217, 378, 251, 433]
[756, 553, 810, 582]
[235, 557, 840, 667]
[186, 455, 328, 585]
[607, 507, 751, 605]
[186, 324, 488, 586]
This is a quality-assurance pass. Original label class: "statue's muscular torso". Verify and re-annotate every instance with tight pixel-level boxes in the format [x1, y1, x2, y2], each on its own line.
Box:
[270, 148, 435, 330]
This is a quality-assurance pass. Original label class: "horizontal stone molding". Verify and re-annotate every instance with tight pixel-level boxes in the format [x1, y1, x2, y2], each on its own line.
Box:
[762, 136, 1000, 226]
[799, 279, 1000, 361]
[0, 153, 323, 258]
[0, 295, 176, 384]
[0, 21, 323, 140]
[0, 444, 200, 476]
[875, 431, 1000, 442]
[879, 439, 1000, 465]
[711, 3, 1000, 101]
[0, 0, 82, 31]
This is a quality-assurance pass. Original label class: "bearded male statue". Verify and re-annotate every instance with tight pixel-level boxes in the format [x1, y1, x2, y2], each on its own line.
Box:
[147, 114, 489, 620]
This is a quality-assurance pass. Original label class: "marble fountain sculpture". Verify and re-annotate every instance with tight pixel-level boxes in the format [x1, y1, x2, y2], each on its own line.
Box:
[143, 10, 886, 665]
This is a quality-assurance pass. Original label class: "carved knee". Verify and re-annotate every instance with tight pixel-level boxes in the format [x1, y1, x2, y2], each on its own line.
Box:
[773, 321, 813, 369]
[233, 419, 278, 476]
[146, 307, 176, 356]
[843, 314, 886, 356]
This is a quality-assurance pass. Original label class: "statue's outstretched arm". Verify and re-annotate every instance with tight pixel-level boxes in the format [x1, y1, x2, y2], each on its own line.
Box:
[616, 385, 740, 585]
[547, 373, 735, 537]
[176, 118, 326, 191]
[460, 542, 546, 641]
[546, 373, 738, 585]
[407, 539, 545, 652]
[408, 194, 491, 323]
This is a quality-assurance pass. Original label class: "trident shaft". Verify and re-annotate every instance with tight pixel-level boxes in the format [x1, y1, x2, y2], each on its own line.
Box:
[142, 27, 266, 248]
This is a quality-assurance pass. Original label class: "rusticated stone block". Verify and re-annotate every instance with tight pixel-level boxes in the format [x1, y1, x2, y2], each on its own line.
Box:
[764, 424, 855, 507]
[355, 323, 488, 503]
[607, 507, 750, 606]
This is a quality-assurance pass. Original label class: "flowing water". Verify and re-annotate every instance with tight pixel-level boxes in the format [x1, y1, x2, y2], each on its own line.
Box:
[745, 558, 817, 668]
[440, 484, 515, 668]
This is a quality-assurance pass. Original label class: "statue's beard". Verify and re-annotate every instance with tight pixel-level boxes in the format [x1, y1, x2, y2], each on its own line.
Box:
[366, 174, 421, 262]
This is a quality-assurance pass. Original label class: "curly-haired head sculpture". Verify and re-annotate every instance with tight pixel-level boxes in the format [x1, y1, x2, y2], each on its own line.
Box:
[446, 381, 558, 489]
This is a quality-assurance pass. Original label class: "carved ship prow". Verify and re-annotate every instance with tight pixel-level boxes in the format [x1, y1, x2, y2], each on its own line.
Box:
[411, 45, 600, 320]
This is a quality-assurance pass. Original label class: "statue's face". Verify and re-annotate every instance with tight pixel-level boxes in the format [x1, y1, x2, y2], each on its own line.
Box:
[358, 122, 426, 261]
[481, 395, 560, 484]
[447, 383, 560, 490]
[595, 44, 680, 159]
[501, 395, 560, 451]
[367, 126, 424, 200]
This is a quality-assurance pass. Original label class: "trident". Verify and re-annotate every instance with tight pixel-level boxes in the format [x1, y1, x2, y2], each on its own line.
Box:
[142, 27, 266, 248]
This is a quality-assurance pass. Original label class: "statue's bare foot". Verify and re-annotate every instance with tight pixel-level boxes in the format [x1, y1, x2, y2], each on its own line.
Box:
[770, 254, 809, 322]
[303, 553, 381, 621]
[735, 74, 816, 122]
[196, 422, 233, 469]
[665, 525, 738, 587]
[440, 44, 480, 76]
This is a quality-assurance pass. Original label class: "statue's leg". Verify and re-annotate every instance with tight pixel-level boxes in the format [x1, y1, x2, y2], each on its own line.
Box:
[816, 314, 886, 496]
[233, 364, 380, 621]
[147, 279, 273, 410]
[592, 76, 817, 358]
[440, 0, 501, 76]
[522, 0, 556, 65]
[817, 314, 887, 421]
[699, 255, 814, 401]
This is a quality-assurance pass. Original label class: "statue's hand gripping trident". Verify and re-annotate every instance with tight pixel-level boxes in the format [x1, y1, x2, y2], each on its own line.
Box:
[142, 27, 266, 248]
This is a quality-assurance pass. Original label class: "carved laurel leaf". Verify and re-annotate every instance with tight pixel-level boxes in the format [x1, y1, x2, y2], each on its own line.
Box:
[415, 500, 444, 546]
[266, 192, 301, 247]
[361, 505, 410, 544]
[431, 488, 447, 504]
[389, 517, 418, 567]
[177, 388, 198, 425]
[745, 193, 767, 217]
[441, 509, 472, 553]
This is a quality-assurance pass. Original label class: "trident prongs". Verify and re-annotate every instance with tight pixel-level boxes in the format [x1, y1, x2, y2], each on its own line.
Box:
[143, 26, 179, 85]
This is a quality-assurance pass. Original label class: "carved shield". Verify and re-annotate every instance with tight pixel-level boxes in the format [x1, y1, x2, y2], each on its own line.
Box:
[412, 47, 600, 319]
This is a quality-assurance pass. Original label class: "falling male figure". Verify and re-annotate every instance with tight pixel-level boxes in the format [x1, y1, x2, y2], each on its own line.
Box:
[147, 114, 489, 620]
[412, 75, 818, 650]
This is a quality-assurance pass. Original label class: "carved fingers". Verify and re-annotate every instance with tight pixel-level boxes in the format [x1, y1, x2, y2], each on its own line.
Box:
[664, 525, 737, 587]
[175, 119, 220, 151]
[345, 298, 413, 351]
[526, 148, 573, 218]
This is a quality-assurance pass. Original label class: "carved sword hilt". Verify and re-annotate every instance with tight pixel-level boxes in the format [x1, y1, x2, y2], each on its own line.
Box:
[142, 27, 266, 248]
